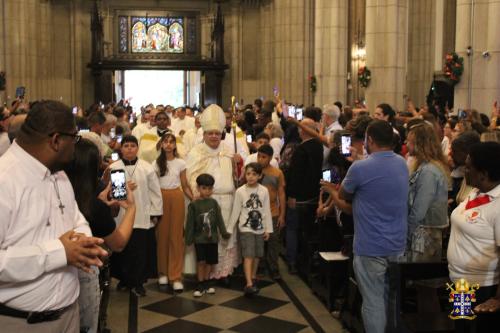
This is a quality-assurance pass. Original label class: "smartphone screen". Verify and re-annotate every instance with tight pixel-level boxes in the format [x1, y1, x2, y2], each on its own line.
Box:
[116, 135, 123, 143]
[79, 129, 90, 133]
[110, 169, 127, 200]
[341, 134, 352, 156]
[288, 106, 296, 118]
[295, 108, 303, 120]
[458, 109, 466, 119]
[322, 169, 332, 182]
[110, 127, 116, 139]
[72, 106, 78, 115]
[246, 134, 252, 143]
[111, 152, 119, 161]
[15, 86, 26, 98]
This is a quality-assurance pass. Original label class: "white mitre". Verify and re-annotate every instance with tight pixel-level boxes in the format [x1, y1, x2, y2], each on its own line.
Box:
[200, 104, 225, 132]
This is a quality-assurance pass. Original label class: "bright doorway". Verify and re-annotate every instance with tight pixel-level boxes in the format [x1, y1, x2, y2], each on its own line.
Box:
[115, 70, 201, 113]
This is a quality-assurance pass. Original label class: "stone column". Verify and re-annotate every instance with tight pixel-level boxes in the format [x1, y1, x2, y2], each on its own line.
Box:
[454, 0, 500, 112]
[314, 0, 348, 107]
[406, 0, 434, 108]
[365, 0, 408, 112]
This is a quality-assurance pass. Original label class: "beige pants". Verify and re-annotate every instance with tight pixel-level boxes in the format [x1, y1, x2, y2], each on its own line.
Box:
[157, 188, 185, 281]
[0, 301, 79, 333]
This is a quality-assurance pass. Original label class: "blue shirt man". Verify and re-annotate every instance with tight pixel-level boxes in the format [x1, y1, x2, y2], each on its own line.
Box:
[342, 151, 408, 256]
[339, 120, 408, 333]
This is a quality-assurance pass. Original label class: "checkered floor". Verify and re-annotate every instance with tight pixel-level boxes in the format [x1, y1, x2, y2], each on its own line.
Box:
[106, 259, 344, 332]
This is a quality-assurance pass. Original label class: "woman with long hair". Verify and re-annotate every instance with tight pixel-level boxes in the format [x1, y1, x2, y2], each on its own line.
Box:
[406, 121, 450, 261]
[153, 133, 193, 291]
[65, 138, 136, 333]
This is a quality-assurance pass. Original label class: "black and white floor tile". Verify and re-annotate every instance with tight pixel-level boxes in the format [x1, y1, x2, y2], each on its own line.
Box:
[106, 259, 345, 333]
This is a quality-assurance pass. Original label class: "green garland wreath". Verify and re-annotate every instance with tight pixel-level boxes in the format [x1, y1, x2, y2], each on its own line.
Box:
[443, 52, 464, 85]
[358, 66, 371, 88]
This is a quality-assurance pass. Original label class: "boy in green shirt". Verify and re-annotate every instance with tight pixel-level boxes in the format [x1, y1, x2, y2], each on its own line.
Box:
[185, 174, 230, 297]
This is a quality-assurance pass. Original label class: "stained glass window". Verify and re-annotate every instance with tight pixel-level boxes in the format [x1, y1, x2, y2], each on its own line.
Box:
[130, 17, 184, 53]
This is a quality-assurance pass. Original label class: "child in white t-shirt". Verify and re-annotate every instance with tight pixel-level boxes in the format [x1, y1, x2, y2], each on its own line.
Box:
[227, 163, 273, 295]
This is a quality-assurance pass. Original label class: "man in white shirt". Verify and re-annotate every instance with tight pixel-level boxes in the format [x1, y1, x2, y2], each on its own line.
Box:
[131, 105, 154, 141]
[321, 104, 343, 169]
[182, 115, 203, 155]
[100, 113, 117, 145]
[0, 100, 107, 332]
[171, 107, 195, 137]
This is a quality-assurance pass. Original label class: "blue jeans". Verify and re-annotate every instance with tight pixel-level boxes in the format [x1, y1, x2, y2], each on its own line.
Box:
[353, 255, 400, 333]
[285, 207, 299, 265]
[78, 266, 100, 333]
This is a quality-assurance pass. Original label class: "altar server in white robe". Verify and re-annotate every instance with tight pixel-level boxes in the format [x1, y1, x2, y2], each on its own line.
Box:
[185, 104, 240, 279]
[171, 107, 196, 137]
[182, 115, 203, 155]
[110, 135, 163, 296]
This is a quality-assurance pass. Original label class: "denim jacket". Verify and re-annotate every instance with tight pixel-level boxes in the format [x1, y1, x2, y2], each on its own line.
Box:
[407, 162, 449, 246]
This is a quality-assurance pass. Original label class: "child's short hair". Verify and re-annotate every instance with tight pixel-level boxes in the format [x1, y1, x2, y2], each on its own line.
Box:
[245, 162, 263, 175]
[257, 144, 274, 157]
[121, 135, 138, 146]
[196, 173, 215, 187]
[255, 132, 270, 142]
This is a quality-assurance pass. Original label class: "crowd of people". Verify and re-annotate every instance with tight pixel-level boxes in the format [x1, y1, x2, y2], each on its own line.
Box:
[0, 95, 499, 333]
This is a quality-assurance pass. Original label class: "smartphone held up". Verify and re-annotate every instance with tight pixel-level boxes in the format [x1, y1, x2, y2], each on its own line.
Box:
[110, 169, 127, 201]
[341, 134, 351, 156]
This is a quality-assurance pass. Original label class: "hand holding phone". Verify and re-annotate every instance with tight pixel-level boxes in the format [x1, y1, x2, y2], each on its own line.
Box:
[341, 134, 352, 156]
[322, 169, 332, 182]
[15, 86, 26, 99]
[295, 108, 303, 121]
[110, 169, 127, 200]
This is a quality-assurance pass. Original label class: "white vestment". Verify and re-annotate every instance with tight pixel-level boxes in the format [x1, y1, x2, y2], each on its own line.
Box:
[183, 142, 240, 276]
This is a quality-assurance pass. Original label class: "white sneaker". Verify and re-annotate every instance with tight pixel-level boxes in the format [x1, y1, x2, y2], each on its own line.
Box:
[206, 287, 215, 294]
[172, 281, 184, 291]
[193, 289, 205, 297]
[158, 276, 168, 285]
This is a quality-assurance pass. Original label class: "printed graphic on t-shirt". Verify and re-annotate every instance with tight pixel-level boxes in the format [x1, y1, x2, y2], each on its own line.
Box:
[199, 209, 214, 237]
[243, 193, 263, 231]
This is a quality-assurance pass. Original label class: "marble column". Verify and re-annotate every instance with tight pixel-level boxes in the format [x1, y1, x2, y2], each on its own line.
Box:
[314, 0, 348, 107]
[365, 0, 408, 112]
[406, 0, 434, 108]
[454, 0, 500, 112]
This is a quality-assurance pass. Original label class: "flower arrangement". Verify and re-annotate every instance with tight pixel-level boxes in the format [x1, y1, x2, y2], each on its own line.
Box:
[443, 52, 464, 85]
[309, 75, 317, 93]
[358, 66, 371, 88]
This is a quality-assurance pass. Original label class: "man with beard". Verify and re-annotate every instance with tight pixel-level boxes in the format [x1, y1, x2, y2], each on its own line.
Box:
[0, 100, 107, 332]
